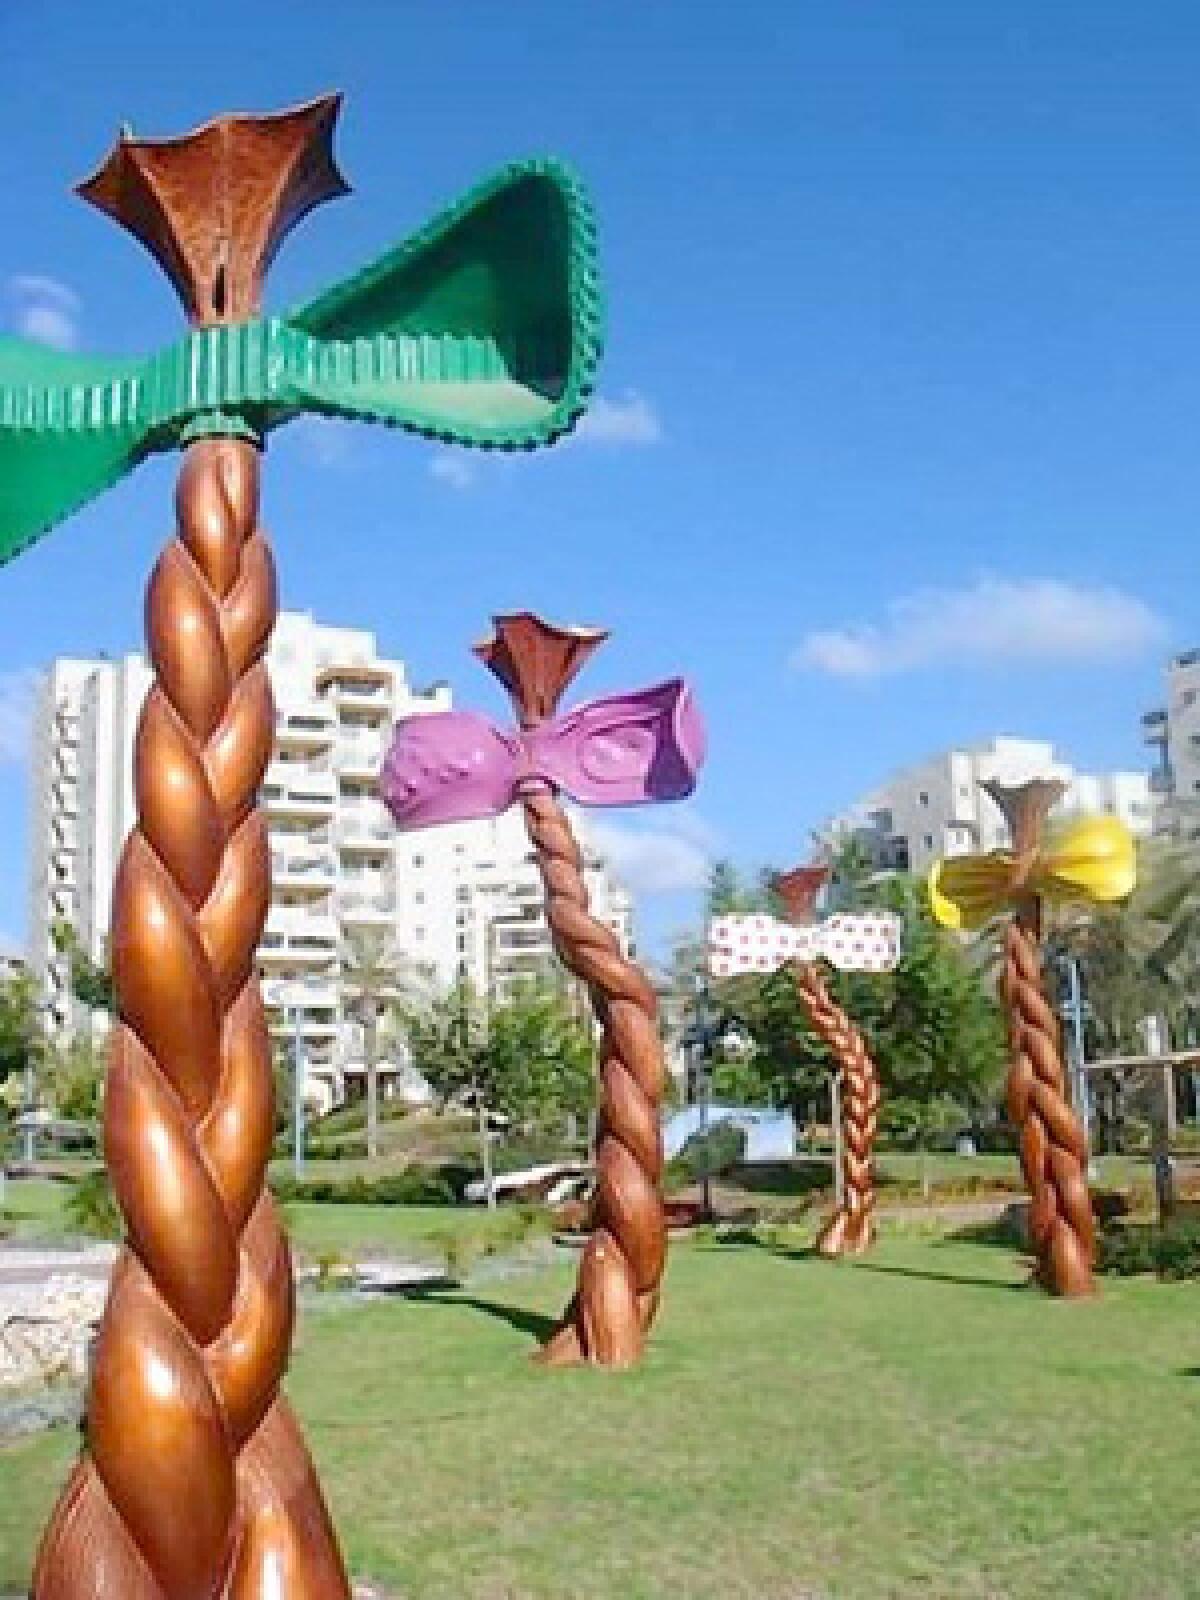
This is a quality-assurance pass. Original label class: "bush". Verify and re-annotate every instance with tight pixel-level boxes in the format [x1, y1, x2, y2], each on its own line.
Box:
[65, 1170, 122, 1239]
[675, 1121, 748, 1184]
[270, 1170, 457, 1207]
[1098, 1219, 1200, 1280]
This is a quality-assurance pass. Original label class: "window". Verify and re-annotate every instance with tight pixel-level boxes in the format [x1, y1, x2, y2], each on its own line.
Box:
[412, 854, 424, 869]
[924, 834, 934, 850]
[415, 927, 426, 942]
[456, 887, 470, 903]
[919, 791, 930, 807]
[414, 891, 425, 905]
[456, 934, 467, 953]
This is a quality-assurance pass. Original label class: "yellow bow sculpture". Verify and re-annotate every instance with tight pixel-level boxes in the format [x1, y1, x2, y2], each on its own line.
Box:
[930, 811, 1136, 931]
[927, 778, 1136, 1300]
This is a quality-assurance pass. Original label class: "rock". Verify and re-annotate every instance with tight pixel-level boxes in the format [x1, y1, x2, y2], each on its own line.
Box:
[0, 1273, 106, 1391]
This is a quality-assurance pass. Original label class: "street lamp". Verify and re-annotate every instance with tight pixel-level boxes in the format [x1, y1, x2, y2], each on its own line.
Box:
[686, 972, 719, 1221]
[286, 990, 306, 1182]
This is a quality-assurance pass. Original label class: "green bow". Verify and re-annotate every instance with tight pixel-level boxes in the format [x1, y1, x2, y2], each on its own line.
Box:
[0, 159, 601, 566]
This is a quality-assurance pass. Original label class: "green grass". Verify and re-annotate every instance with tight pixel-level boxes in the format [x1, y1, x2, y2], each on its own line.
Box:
[0, 1176, 78, 1240]
[2, 1233, 1199, 1597]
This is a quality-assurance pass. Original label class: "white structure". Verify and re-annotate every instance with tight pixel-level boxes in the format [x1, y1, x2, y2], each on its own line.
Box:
[1142, 648, 1200, 835]
[828, 736, 1154, 878]
[27, 613, 633, 1113]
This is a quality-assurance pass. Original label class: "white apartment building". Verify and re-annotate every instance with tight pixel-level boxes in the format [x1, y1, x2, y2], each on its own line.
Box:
[827, 736, 1154, 878]
[1142, 648, 1200, 835]
[27, 612, 633, 1113]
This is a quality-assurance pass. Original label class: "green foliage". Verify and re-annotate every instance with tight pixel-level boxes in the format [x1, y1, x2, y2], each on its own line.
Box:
[673, 1120, 747, 1184]
[271, 1170, 461, 1206]
[51, 921, 115, 1014]
[45, 1036, 103, 1124]
[1097, 1218, 1200, 1280]
[65, 1170, 121, 1239]
[706, 859, 767, 917]
[404, 978, 595, 1132]
[0, 967, 42, 1092]
[708, 871, 1006, 1128]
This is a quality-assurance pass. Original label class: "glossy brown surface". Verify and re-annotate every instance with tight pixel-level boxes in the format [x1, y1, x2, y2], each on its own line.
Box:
[479, 614, 666, 1369]
[34, 99, 350, 1599]
[793, 962, 881, 1258]
[986, 781, 1095, 1297]
[77, 96, 348, 324]
[33, 440, 352, 1598]
[774, 865, 830, 923]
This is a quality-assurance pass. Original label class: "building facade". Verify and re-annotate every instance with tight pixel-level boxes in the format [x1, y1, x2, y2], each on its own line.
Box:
[27, 613, 633, 1112]
[827, 736, 1155, 878]
[1142, 648, 1200, 835]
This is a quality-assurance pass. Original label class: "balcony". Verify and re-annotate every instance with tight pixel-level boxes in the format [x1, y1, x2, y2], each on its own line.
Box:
[261, 774, 337, 819]
[261, 911, 340, 966]
[1149, 768, 1175, 796]
[276, 708, 336, 751]
[338, 891, 394, 925]
[336, 813, 396, 850]
[316, 664, 394, 713]
[335, 738, 386, 778]
[271, 849, 338, 892]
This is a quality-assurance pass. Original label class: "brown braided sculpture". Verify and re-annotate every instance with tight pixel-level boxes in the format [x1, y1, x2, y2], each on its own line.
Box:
[477, 614, 667, 1369]
[930, 778, 1136, 1298]
[34, 437, 350, 1598]
[999, 904, 1095, 1296]
[772, 867, 882, 1258]
[34, 103, 351, 1599]
[794, 961, 881, 1258]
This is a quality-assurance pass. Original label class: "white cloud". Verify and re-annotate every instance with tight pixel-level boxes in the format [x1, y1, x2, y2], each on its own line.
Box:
[428, 451, 476, 490]
[6, 274, 80, 351]
[575, 390, 662, 446]
[585, 810, 716, 896]
[793, 576, 1167, 680]
[0, 669, 40, 765]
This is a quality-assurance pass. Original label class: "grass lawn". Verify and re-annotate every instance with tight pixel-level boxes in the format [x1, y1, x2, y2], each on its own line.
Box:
[2, 1231, 1198, 1598]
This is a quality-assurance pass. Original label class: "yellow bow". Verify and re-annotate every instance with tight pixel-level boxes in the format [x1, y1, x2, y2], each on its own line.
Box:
[929, 814, 1137, 932]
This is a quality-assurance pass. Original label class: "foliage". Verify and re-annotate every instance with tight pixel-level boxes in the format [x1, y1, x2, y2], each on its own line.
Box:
[405, 978, 596, 1132]
[271, 1170, 461, 1206]
[673, 1120, 746, 1184]
[705, 859, 767, 917]
[705, 871, 1006, 1129]
[340, 928, 432, 1160]
[0, 967, 43, 1092]
[64, 1169, 121, 1238]
[45, 1035, 104, 1124]
[1097, 1218, 1200, 1280]
[51, 920, 115, 1014]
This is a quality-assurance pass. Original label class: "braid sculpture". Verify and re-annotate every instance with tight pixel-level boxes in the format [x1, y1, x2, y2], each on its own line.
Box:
[33, 440, 350, 1598]
[477, 616, 668, 1369]
[793, 962, 881, 1258]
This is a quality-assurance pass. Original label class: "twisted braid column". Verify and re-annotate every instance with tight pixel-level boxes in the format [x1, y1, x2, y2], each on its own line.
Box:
[1000, 909, 1095, 1297]
[792, 963, 880, 1258]
[521, 785, 666, 1369]
[33, 438, 350, 1600]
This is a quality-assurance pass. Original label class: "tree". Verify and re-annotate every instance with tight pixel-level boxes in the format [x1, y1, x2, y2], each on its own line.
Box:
[45, 1035, 104, 1124]
[340, 929, 430, 1161]
[51, 920, 115, 1014]
[484, 980, 596, 1132]
[0, 968, 42, 1097]
[706, 859, 765, 917]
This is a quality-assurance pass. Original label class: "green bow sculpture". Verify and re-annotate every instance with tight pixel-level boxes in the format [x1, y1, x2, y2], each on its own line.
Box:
[0, 157, 601, 564]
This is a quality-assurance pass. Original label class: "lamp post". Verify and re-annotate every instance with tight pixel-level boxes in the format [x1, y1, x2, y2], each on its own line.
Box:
[1056, 950, 1095, 1179]
[688, 971, 717, 1221]
[289, 997, 306, 1183]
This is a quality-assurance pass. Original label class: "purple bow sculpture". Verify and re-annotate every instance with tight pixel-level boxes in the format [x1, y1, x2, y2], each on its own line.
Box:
[381, 677, 705, 830]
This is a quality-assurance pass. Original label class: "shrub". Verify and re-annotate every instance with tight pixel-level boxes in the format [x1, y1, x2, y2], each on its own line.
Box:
[676, 1121, 748, 1184]
[65, 1170, 122, 1239]
[269, 1170, 456, 1207]
[1097, 1218, 1200, 1280]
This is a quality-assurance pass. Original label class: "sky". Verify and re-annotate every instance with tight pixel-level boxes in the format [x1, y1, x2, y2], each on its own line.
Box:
[0, 2, 1197, 960]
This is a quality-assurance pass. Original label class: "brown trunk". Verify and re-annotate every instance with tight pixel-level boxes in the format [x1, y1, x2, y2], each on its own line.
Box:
[33, 440, 350, 1598]
[1001, 908, 1095, 1296]
[521, 787, 666, 1369]
[792, 962, 880, 1258]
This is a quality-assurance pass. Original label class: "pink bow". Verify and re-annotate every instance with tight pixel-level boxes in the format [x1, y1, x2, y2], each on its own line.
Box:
[381, 678, 705, 831]
[708, 912, 903, 977]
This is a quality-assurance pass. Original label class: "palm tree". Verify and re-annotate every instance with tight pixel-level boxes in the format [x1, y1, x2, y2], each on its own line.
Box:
[340, 929, 430, 1161]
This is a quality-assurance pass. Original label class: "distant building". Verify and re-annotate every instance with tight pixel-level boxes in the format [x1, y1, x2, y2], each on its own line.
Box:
[27, 612, 632, 1112]
[827, 736, 1154, 878]
[1142, 648, 1200, 835]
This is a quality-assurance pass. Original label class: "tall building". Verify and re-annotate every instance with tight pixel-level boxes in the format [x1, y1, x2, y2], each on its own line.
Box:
[1142, 648, 1200, 835]
[27, 613, 633, 1112]
[826, 736, 1154, 878]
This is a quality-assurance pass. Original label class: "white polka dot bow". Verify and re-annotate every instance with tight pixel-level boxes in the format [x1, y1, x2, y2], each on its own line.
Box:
[708, 912, 903, 977]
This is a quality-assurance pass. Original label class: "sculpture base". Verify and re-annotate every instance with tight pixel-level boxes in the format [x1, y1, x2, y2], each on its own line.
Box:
[815, 1208, 875, 1258]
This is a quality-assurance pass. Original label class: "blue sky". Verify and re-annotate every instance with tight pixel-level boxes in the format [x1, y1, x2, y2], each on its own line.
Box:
[0, 2, 1196, 958]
